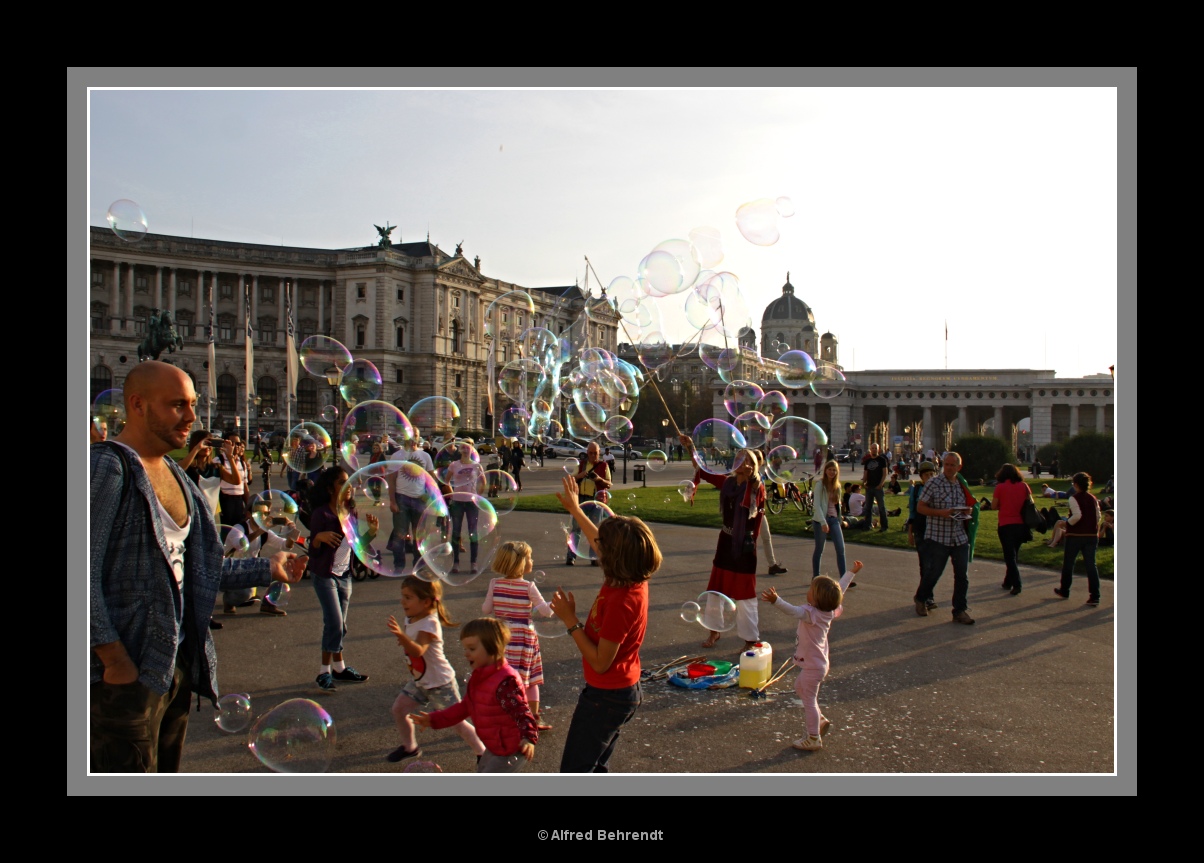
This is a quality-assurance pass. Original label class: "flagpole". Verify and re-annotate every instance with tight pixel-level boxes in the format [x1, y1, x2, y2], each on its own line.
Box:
[207, 282, 216, 431]
[285, 281, 293, 433]
[245, 281, 254, 442]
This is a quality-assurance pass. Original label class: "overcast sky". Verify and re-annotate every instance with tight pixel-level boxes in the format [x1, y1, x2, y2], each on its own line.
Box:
[89, 87, 1117, 379]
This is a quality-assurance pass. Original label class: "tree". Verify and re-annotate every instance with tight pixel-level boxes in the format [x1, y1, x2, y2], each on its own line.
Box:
[1059, 432, 1114, 484]
[1036, 442, 1062, 464]
[951, 434, 1014, 482]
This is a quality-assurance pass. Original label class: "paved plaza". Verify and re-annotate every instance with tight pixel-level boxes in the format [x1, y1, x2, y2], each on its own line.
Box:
[180, 463, 1116, 776]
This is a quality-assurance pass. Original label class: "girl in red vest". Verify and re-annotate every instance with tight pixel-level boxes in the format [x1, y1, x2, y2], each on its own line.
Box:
[413, 617, 539, 773]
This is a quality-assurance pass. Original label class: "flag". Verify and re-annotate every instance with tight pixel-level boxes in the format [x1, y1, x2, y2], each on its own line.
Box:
[286, 281, 298, 425]
[945, 320, 948, 341]
[206, 283, 216, 425]
[245, 283, 254, 428]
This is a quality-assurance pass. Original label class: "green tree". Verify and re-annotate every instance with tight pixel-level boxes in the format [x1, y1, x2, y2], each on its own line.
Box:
[1059, 432, 1114, 484]
[951, 434, 1015, 482]
[1036, 442, 1062, 464]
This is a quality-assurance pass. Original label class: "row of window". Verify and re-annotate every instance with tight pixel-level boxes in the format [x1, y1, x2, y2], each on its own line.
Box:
[93, 273, 323, 306]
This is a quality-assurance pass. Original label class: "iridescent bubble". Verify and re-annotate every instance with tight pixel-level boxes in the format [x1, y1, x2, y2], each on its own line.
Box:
[533, 613, 568, 639]
[563, 458, 579, 474]
[498, 405, 531, 439]
[283, 422, 332, 473]
[756, 390, 789, 418]
[691, 419, 748, 476]
[765, 445, 806, 483]
[693, 271, 752, 338]
[775, 350, 818, 389]
[340, 462, 442, 579]
[699, 342, 739, 376]
[688, 226, 724, 268]
[92, 388, 126, 437]
[222, 524, 253, 559]
[640, 239, 701, 297]
[734, 410, 772, 449]
[402, 760, 443, 773]
[339, 359, 383, 407]
[484, 290, 535, 341]
[498, 359, 545, 402]
[106, 199, 148, 242]
[680, 601, 701, 624]
[696, 591, 738, 631]
[565, 401, 603, 439]
[767, 415, 830, 452]
[341, 401, 415, 471]
[416, 494, 499, 586]
[409, 396, 461, 442]
[776, 196, 795, 218]
[266, 581, 291, 608]
[565, 500, 614, 559]
[723, 381, 765, 419]
[300, 335, 353, 379]
[735, 198, 781, 246]
[519, 328, 560, 367]
[250, 490, 300, 538]
[810, 362, 847, 400]
[604, 415, 633, 445]
[320, 405, 339, 423]
[214, 693, 252, 733]
[645, 450, 668, 472]
[248, 698, 336, 773]
[677, 480, 696, 502]
[483, 469, 519, 515]
[260, 407, 275, 419]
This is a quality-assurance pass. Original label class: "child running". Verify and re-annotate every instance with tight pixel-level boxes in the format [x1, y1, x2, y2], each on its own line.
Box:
[483, 541, 556, 730]
[385, 576, 486, 763]
[412, 617, 539, 773]
[761, 559, 864, 752]
[550, 475, 661, 773]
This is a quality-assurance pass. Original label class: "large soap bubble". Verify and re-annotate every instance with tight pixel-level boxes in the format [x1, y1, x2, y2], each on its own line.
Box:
[107, 199, 148, 242]
[810, 362, 847, 400]
[680, 591, 738, 631]
[283, 422, 332, 474]
[409, 396, 461, 442]
[690, 419, 748, 476]
[248, 698, 336, 773]
[92, 388, 126, 437]
[775, 350, 817, 390]
[299, 335, 353, 378]
[339, 359, 383, 407]
[341, 401, 414, 470]
[249, 490, 300, 539]
[215, 693, 253, 733]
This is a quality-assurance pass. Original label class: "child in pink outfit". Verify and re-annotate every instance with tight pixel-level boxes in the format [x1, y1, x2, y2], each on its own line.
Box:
[762, 559, 863, 752]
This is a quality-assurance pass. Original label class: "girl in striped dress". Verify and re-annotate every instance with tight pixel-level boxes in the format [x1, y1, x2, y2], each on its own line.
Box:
[483, 541, 555, 731]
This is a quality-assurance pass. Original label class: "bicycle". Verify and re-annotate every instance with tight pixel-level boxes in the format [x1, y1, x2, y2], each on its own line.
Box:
[767, 475, 814, 515]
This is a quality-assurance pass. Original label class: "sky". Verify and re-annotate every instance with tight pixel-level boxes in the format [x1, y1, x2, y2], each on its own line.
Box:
[89, 87, 1118, 379]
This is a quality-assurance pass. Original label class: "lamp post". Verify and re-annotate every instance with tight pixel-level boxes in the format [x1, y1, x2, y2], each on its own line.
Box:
[662, 418, 670, 459]
[848, 421, 857, 450]
[325, 365, 343, 463]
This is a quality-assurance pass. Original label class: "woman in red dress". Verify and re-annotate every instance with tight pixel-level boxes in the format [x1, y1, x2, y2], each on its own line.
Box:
[680, 434, 766, 649]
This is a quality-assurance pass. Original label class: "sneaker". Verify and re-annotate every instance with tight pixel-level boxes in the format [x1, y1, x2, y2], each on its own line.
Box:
[768, 564, 788, 575]
[386, 745, 421, 763]
[450, 565, 460, 574]
[792, 735, 823, 751]
[259, 601, 287, 616]
[925, 599, 938, 611]
[315, 672, 337, 692]
[952, 610, 975, 625]
[1085, 597, 1100, 607]
[914, 601, 929, 617]
[209, 618, 224, 630]
[470, 565, 480, 575]
[332, 666, 369, 682]
[1053, 588, 1070, 599]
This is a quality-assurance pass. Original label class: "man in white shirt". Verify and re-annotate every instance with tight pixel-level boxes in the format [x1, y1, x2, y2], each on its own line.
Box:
[388, 438, 437, 574]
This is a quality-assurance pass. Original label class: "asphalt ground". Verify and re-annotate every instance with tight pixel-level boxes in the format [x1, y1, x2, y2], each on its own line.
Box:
[180, 460, 1115, 776]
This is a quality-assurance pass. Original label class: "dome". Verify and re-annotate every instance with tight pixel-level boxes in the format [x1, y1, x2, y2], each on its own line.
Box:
[822, 331, 837, 340]
[760, 273, 815, 326]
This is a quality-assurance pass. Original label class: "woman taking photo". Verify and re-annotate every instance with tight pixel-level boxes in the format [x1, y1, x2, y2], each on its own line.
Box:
[992, 463, 1032, 595]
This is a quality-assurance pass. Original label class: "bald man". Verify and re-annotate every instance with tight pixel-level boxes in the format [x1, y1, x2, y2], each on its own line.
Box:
[90, 361, 306, 772]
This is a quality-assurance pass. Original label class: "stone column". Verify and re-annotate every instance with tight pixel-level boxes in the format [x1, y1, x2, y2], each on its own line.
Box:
[1096, 405, 1105, 433]
[154, 266, 163, 310]
[957, 406, 967, 438]
[168, 268, 177, 319]
[888, 405, 898, 449]
[194, 271, 203, 336]
[251, 275, 259, 334]
[1069, 404, 1079, 437]
[123, 264, 134, 329]
[110, 261, 121, 333]
[994, 406, 1004, 438]
[318, 280, 325, 334]
[277, 277, 286, 347]
[922, 405, 934, 452]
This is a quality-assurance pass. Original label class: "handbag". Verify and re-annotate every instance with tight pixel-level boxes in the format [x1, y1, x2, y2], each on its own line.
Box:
[1020, 495, 1046, 533]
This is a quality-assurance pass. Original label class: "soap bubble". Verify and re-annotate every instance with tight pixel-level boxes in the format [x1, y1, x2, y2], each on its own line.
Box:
[563, 458, 579, 474]
[723, 381, 765, 419]
[283, 422, 332, 474]
[681, 591, 738, 631]
[734, 411, 772, 449]
[214, 693, 252, 733]
[341, 401, 414, 470]
[604, 415, 633, 445]
[340, 462, 443, 579]
[266, 581, 291, 608]
[250, 490, 300, 538]
[248, 698, 336, 773]
[321, 405, 339, 423]
[677, 480, 696, 502]
[300, 335, 353, 379]
[498, 405, 531, 439]
[688, 226, 724, 268]
[735, 198, 781, 246]
[222, 525, 254, 559]
[415, 494, 499, 587]
[765, 445, 807, 483]
[768, 415, 829, 451]
[107, 199, 148, 242]
[775, 350, 817, 389]
[483, 469, 519, 515]
[680, 601, 702, 623]
[645, 450, 668, 472]
[776, 196, 795, 217]
[533, 614, 568, 639]
[810, 362, 847, 400]
[691, 419, 747, 475]
[498, 359, 545, 402]
[92, 389, 126, 437]
[565, 500, 614, 559]
[408, 396, 461, 441]
[484, 290, 535, 341]
[339, 359, 383, 406]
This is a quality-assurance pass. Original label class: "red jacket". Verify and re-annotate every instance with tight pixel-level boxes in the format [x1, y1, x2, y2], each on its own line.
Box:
[428, 660, 528, 755]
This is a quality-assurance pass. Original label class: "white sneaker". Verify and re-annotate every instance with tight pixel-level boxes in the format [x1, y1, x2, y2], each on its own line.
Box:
[792, 735, 823, 751]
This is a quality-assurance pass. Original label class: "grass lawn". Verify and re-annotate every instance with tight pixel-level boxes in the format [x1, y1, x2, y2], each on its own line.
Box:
[512, 477, 1113, 579]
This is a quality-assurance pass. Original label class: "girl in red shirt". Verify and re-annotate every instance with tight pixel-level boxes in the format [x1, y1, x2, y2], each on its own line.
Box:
[992, 463, 1033, 595]
[550, 475, 662, 773]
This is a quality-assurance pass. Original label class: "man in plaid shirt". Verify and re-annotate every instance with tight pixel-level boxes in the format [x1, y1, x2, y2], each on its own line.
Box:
[914, 452, 975, 624]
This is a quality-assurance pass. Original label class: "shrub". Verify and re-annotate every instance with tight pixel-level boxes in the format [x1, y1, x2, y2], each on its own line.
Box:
[950, 434, 1014, 482]
[1036, 442, 1062, 464]
[1060, 432, 1114, 485]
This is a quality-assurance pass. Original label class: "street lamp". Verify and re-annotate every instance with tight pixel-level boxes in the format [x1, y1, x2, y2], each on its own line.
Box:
[848, 421, 856, 449]
[325, 365, 343, 462]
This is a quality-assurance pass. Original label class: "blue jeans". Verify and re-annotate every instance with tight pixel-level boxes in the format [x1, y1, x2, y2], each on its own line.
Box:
[313, 574, 352, 653]
[916, 540, 970, 614]
[812, 516, 847, 581]
[559, 684, 642, 773]
[1060, 536, 1100, 601]
[449, 501, 479, 566]
[389, 494, 426, 567]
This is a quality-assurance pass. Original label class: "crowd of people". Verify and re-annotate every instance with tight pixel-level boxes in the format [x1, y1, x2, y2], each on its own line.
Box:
[91, 371, 1112, 774]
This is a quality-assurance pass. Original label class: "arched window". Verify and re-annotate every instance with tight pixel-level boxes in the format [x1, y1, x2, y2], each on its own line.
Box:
[297, 378, 318, 418]
[217, 374, 238, 413]
[257, 376, 278, 414]
[91, 365, 112, 404]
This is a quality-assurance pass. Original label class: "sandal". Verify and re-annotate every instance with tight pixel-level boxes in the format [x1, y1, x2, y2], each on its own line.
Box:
[701, 633, 721, 648]
[534, 715, 553, 731]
